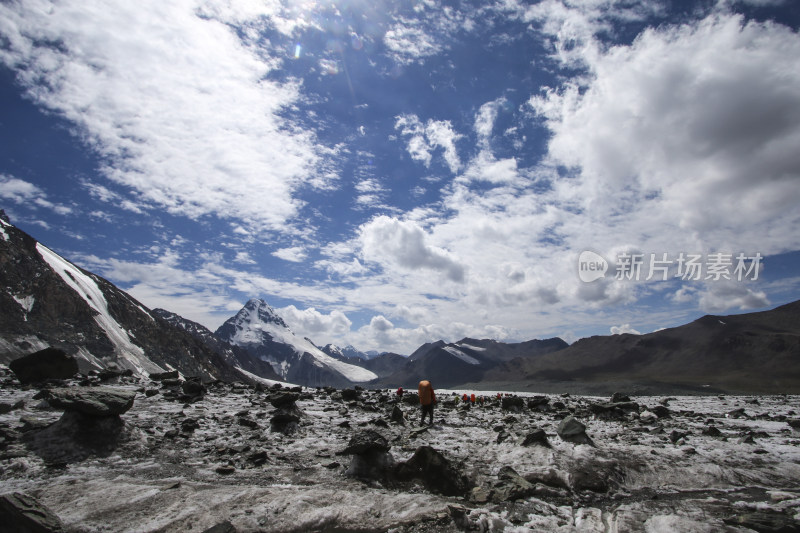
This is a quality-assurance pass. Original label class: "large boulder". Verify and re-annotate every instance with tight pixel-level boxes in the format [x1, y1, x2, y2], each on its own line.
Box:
[395, 445, 471, 496]
[8, 348, 78, 384]
[45, 387, 136, 416]
[339, 430, 393, 481]
[0, 492, 66, 532]
[557, 416, 595, 446]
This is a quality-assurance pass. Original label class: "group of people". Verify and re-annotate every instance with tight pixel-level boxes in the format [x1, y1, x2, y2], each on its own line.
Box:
[394, 382, 508, 426]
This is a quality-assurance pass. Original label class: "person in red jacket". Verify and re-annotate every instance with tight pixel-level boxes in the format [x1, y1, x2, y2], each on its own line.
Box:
[418, 380, 436, 425]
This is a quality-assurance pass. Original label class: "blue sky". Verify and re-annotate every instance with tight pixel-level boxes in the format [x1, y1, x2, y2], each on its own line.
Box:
[2, 0, 799, 354]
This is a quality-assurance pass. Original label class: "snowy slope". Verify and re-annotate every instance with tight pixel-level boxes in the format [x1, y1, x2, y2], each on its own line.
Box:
[36, 243, 162, 375]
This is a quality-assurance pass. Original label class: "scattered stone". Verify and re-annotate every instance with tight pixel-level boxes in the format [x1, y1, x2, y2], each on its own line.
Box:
[269, 392, 300, 409]
[0, 492, 66, 532]
[0, 400, 24, 415]
[703, 426, 723, 437]
[501, 396, 524, 412]
[557, 416, 594, 446]
[150, 370, 180, 381]
[181, 418, 201, 433]
[340, 430, 393, 481]
[395, 445, 471, 496]
[611, 392, 631, 403]
[45, 387, 136, 416]
[238, 417, 259, 429]
[341, 389, 360, 402]
[181, 377, 207, 402]
[216, 465, 236, 475]
[390, 405, 405, 425]
[8, 348, 79, 384]
[669, 430, 689, 444]
[491, 466, 536, 502]
[520, 429, 551, 448]
[727, 408, 747, 419]
[202, 520, 237, 533]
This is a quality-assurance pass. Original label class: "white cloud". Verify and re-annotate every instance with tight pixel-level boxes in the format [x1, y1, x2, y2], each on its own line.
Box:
[384, 20, 443, 64]
[0, 0, 328, 234]
[0, 175, 45, 202]
[698, 281, 770, 313]
[360, 215, 466, 283]
[0, 174, 73, 215]
[395, 115, 462, 173]
[530, 12, 800, 255]
[610, 323, 641, 335]
[234, 252, 256, 265]
[272, 246, 308, 263]
[279, 305, 352, 338]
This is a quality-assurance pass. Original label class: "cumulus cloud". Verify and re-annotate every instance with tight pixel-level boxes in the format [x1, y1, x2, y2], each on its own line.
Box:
[530, 13, 800, 254]
[395, 115, 462, 173]
[0, 0, 327, 233]
[698, 281, 770, 313]
[279, 305, 352, 338]
[272, 246, 308, 263]
[610, 323, 641, 335]
[360, 215, 466, 282]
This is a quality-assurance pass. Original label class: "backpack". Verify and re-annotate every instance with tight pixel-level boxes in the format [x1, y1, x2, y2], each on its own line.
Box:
[418, 380, 433, 405]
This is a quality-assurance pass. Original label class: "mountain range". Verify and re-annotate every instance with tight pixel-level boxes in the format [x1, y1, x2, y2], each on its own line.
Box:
[1, 210, 798, 393]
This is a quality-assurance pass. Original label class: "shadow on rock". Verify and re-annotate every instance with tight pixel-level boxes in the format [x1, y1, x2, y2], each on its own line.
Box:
[394, 445, 472, 497]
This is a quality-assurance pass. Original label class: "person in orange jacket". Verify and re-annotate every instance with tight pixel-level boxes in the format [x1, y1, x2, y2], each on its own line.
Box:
[470, 393, 476, 404]
[418, 380, 436, 425]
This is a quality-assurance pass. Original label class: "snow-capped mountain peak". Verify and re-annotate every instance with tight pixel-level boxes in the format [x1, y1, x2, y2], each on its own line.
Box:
[215, 299, 378, 386]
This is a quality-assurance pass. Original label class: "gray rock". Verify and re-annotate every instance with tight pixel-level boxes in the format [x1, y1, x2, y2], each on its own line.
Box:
[492, 466, 536, 502]
[557, 416, 594, 445]
[520, 429, 551, 448]
[45, 387, 136, 416]
[395, 446, 471, 496]
[340, 429, 390, 455]
[8, 348, 78, 385]
[0, 492, 66, 532]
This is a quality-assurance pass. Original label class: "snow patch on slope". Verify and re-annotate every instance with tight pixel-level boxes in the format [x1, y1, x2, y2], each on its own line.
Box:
[36, 243, 161, 376]
[12, 295, 34, 320]
[457, 343, 486, 352]
[443, 345, 480, 365]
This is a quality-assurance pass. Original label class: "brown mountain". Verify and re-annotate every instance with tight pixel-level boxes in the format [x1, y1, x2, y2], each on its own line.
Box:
[484, 300, 800, 394]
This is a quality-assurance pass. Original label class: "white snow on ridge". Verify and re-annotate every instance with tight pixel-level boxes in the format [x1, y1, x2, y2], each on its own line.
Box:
[36, 243, 162, 376]
[0, 225, 8, 241]
[457, 343, 486, 352]
[443, 345, 480, 365]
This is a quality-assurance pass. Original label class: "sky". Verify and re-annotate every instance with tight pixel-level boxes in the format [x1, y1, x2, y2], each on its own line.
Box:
[1, 0, 800, 355]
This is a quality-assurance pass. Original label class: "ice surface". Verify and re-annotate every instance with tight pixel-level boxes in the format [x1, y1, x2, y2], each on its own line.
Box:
[2, 377, 800, 532]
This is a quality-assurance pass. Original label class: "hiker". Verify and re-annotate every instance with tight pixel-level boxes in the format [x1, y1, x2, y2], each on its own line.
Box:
[396, 386, 404, 397]
[470, 393, 476, 405]
[418, 380, 435, 425]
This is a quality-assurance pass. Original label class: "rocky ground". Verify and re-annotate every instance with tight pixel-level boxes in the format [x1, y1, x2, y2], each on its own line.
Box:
[2, 366, 800, 532]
